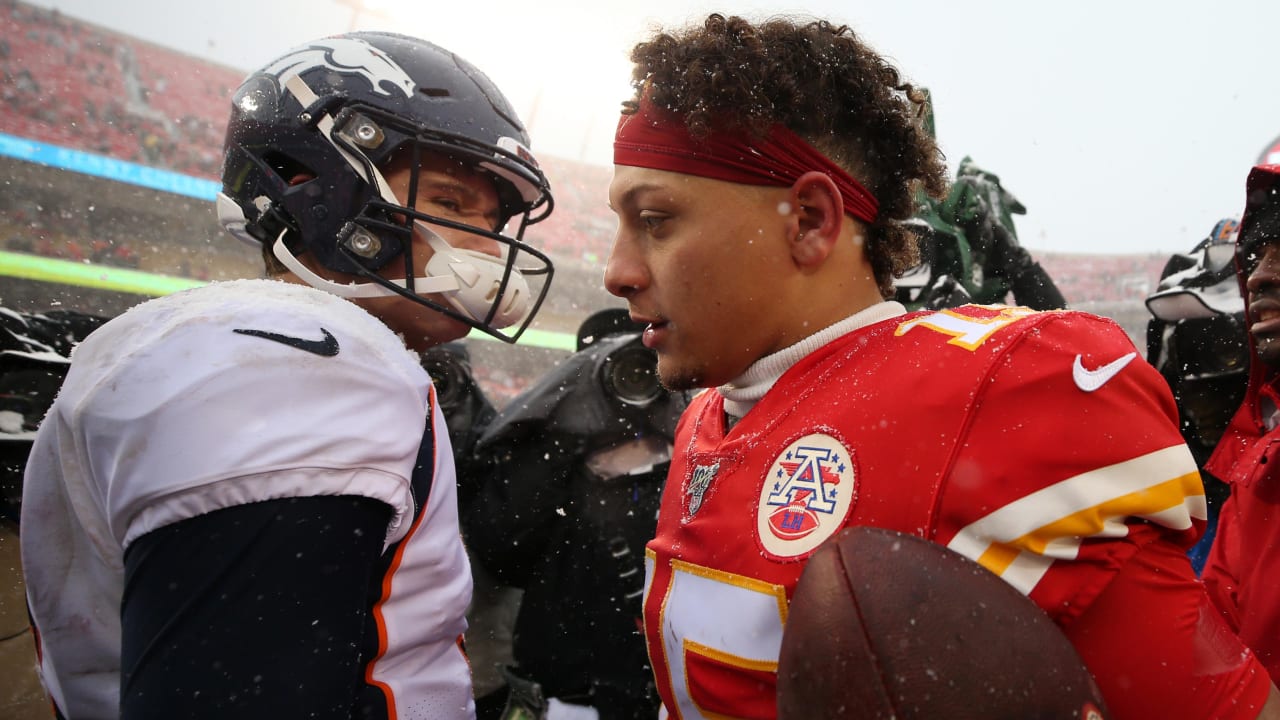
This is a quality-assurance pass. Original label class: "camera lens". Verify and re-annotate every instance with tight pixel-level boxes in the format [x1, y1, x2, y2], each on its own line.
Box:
[422, 352, 468, 414]
[601, 345, 662, 406]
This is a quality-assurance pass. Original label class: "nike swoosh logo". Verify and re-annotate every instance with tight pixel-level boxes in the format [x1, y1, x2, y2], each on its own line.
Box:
[233, 327, 340, 357]
[1072, 351, 1137, 392]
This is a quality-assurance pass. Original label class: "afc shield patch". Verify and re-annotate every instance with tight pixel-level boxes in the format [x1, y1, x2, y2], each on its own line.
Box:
[757, 432, 856, 558]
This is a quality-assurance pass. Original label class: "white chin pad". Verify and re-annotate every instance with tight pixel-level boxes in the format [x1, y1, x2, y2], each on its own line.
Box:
[426, 247, 531, 328]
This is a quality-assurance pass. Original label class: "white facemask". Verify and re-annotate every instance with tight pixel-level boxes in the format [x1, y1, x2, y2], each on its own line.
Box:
[264, 221, 532, 329]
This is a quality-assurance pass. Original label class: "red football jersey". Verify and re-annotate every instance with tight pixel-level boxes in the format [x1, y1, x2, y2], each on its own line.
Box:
[642, 306, 1264, 720]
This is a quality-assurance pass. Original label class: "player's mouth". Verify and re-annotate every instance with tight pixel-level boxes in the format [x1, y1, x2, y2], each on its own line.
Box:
[1249, 295, 1280, 337]
[631, 313, 669, 349]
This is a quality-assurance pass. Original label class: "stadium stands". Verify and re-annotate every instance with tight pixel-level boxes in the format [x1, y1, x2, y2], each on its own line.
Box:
[0, 0, 1191, 394]
[0, 0, 1172, 303]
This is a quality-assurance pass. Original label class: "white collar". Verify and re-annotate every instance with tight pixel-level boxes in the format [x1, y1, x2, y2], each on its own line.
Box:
[720, 301, 907, 420]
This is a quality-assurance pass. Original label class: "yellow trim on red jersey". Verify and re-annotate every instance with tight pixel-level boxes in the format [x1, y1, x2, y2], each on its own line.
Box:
[947, 444, 1204, 595]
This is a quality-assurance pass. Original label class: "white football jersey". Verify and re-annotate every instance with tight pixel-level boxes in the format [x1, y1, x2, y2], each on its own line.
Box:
[20, 279, 473, 718]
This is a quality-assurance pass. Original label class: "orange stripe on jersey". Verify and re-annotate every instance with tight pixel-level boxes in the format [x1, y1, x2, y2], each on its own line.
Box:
[949, 445, 1202, 594]
[363, 383, 441, 719]
[684, 639, 779, 673]
[1021, 471, 1204, 553]
[977, 541, 1021, 574]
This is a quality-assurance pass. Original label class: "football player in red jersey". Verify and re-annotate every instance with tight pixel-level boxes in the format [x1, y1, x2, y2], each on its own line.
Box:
[603, 13, 1280, 720]
[1203, 164, 1280, 685]
[20, 32, 553, 719]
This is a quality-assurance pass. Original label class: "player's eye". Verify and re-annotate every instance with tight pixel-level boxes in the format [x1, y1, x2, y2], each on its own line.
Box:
[432, 197, 462, 213]
[639, 211, 668, 233]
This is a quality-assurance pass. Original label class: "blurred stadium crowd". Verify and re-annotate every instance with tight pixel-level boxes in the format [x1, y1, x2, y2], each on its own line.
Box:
[0, 0, 1167, 348]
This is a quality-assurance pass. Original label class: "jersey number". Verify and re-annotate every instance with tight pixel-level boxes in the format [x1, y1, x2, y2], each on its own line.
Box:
[644, 555, 788, 719]
[895, 306, 1035, 350]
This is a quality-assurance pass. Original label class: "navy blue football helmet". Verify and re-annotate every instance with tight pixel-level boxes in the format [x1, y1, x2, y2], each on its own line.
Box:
[217, 32, 554, 342]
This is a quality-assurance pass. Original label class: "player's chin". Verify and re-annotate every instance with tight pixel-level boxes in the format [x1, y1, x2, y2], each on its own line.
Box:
[656, 356, 707, 393]
[427, 320, 473, 349]
[1254, 333, 1280, 369]
[398, 308, 472, 352]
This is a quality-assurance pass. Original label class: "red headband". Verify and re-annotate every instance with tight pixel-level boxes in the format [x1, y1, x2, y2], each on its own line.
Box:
[613, 99, 879, 224]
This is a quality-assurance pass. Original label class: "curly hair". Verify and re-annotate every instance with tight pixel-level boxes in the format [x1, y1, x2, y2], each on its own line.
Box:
[625, 13, 948, 297]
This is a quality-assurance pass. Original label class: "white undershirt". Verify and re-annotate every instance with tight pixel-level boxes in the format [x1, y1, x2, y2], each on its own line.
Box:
[719, 301, 907, 421]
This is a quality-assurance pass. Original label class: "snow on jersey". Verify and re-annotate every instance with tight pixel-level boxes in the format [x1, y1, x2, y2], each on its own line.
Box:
[20, 279, 473, 718]
[642, 305, 1204, 720]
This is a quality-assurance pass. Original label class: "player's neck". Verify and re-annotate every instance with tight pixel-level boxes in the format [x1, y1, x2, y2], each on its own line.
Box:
[721, 300, 907, 418]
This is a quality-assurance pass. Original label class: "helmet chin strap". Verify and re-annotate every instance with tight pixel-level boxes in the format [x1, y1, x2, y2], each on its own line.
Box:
[418, 221, 533, 328]
[271, 224, 532, 328]
[271, 74, 533, 329]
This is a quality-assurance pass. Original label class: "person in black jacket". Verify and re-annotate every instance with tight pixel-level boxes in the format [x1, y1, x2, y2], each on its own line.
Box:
[464, 309, 689, 720]
[1144, 218, 1249, 573]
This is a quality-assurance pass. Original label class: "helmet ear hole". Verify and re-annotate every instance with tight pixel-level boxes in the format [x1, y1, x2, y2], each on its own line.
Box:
[262, 151, 317, 183]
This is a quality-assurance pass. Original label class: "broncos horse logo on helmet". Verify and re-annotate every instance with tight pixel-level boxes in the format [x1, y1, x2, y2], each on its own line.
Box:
[259, 38, 417, 101]
[217, 31, 555, 342]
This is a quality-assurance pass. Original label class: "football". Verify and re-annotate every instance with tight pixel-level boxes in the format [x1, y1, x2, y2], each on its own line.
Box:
[777, 526, 1108, 720]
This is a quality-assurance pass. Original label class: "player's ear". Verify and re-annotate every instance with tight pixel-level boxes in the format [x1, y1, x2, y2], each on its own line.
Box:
[788, 171, 844, 268]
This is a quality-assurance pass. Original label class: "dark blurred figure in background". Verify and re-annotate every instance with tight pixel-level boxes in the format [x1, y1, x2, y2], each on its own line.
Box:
[896, 157, 1067, 311]
[1203, 165, 1280, 685]
[419, 341, 521, 708]
[464, 309, 690, 720]
[424, 341, 499, 510]
[1144, 217, 1249, 573]
[0, 306, 105, 719]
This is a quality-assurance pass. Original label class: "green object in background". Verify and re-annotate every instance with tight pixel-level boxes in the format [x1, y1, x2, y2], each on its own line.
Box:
[0, 250, 577, 351]
[916, 87, 937, 141]
[922, 156, 1028, 305]
[904, 89, 1029, 309]
[910, 159, 1026, 308]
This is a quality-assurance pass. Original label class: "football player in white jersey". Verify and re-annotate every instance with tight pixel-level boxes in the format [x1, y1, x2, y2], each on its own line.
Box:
[20, 31, 554, 719]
